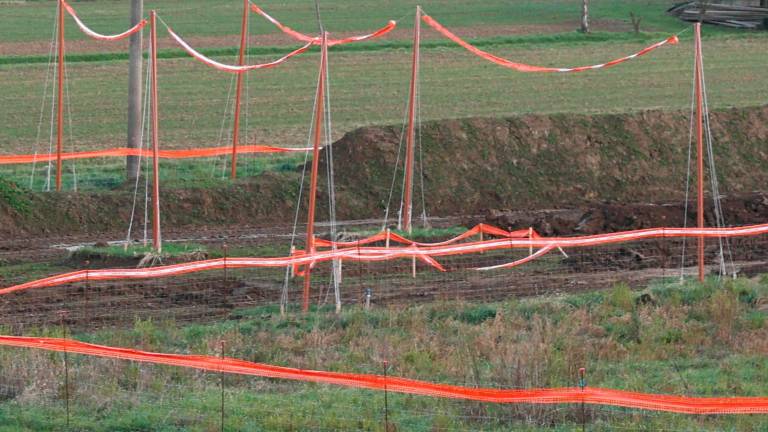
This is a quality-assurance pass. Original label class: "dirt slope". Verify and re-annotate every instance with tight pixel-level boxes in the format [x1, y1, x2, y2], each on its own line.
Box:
[1, 105, 767, 238]
[326, 105, 768, 218]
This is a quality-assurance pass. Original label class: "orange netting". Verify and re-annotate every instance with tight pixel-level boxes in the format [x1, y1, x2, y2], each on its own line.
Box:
[2, 223, 767, 296]
[1, 335, 766, 415]
[0, 145, 311, 165]
[421, 13, 679, 73]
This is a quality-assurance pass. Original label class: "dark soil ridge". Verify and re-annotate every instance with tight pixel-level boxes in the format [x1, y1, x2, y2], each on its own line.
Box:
[1, 105, 767, 239]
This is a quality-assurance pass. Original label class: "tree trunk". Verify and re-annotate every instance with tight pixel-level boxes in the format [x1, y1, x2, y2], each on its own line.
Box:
[580, 0, 590, 33]
[126, 0, 143, 181]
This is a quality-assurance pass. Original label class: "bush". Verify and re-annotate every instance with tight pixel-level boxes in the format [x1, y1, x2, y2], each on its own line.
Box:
[456, 305, 497, 325]
[0, 178, 30, 215]
[608, 283, 634, 312]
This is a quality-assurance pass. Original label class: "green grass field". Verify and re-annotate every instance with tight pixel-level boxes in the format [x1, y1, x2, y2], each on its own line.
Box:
[1, 277, 767, 430]
[1, 0, 766, 190]
[0, 0, 708, 45]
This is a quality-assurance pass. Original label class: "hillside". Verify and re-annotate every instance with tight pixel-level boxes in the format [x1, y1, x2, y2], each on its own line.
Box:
[1, 105, 767, 238]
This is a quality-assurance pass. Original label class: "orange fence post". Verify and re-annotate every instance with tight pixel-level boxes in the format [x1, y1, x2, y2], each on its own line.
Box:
[56, 0, 66, 191]
[230, 0, 250, 179]
[402, 6, 421, 233]
[150, 11, 162, 253]
[302, 32, 328, 312]
[694, 23, 705, 282]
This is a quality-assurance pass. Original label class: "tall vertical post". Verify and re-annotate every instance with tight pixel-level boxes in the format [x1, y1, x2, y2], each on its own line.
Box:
[302, 32, 328, 313]
[127, 0, 144, 181]
[402, 6, 421, 234]
[230, 0, 250, 179]
[56, 0, 65, 191]
[580, 0, 590, 34]
[694, 23, 705, 282]
[150, 11, 162, 253]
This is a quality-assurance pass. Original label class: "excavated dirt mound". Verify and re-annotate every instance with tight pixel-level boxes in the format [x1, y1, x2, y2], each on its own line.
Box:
[1, 105, 767, 238]
[473, 193, 768, 237]
[325, 105, 768, 218]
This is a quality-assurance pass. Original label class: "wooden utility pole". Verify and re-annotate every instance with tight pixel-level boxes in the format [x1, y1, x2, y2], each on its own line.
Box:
[56, 0, 65, 191]
[694, 23, 705, 282]
[150, 10, 162, 253]
[402, 6, 421, 234]
[302, 32, 328, 313]
[230, 0, 250, 179]
[127, 0, 143, 181]
[580, 0, 590, 33]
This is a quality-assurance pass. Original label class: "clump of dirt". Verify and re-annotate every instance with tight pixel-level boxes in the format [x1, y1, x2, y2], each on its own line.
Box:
[325, 105, 768, 219]
[475, 193, 768, 236]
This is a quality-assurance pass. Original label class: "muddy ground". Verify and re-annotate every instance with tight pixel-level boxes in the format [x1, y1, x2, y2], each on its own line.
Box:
[0, 105, 766, 326]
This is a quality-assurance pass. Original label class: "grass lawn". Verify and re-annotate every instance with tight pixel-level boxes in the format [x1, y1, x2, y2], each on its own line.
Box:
[0, 0, 710, 45]
[0, 276, 767, 430]
[1, 35, 767, 190]
[1, 1, 766, 191]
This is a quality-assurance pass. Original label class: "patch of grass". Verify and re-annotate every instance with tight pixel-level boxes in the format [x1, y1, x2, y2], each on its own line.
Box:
[72, 240, 289, 262]
[0, 178, 30, 215]
[3, 275, 768, 429]
[0, 261, 70, 282]
[0, 154, 305, 193]
[0, 0, 704, 45]
[3, 36, 767, 193]
[74, 242, 208, 260]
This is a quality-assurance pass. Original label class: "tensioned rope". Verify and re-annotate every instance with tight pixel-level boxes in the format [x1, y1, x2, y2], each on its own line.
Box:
[280, 57, 322, 314]
[126, 40, 154, 246]
[700, 49, 736, 277]
[2, 335, 767, 415]
[322, 42, 342, 311]
[679, 38, 697, 281]
[29, 5, 59, 190]
[421, 12, 684, 72]
[63, 53, 78, 190]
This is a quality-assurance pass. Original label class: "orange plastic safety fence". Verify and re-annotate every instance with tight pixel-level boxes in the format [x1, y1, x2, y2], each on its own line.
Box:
[421, 13, 679, 73]
[249, 2, 396, 46]
[2, 223, 767, 296]
[166, 25, 313, 73]
[0, 145, 311, 165]
[1, 335, 767, 415]
[62, 0, 146, 42]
